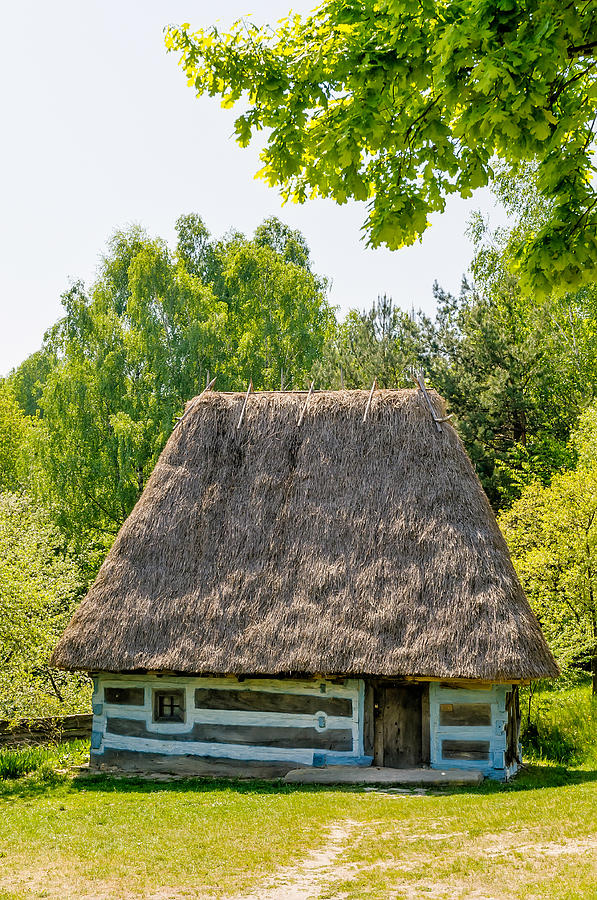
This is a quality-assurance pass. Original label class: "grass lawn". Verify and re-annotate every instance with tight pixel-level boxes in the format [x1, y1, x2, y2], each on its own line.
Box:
[1, 682, 595, 899]
[0, 765, 595, 900]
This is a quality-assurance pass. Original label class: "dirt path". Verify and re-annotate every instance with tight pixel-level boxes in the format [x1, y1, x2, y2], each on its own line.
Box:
[2, 806, 595, 900]
[235, 819, 361, 900]
[231, 819, 597, 900]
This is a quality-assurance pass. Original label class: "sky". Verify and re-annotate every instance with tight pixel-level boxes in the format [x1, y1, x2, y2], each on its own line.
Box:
[0, 1, 508, 377]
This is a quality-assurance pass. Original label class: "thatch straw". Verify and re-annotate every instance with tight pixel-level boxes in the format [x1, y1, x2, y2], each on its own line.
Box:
[52, 389, 558, 680]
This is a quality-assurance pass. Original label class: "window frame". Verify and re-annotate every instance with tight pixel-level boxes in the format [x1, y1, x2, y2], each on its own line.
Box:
[152, 689, 186, 724]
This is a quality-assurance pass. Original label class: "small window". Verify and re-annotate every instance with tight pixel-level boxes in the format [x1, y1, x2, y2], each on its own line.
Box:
[153, 689, 185, 723]
[105, 686, 145, 706]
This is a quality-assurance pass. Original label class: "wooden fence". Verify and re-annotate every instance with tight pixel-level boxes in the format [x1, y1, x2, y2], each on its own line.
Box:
[0, 713, 92, 748]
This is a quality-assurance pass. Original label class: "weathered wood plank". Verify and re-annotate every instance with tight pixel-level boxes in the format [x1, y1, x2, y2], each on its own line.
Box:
[0, 713, 92, 734]
[363, 682, 375, 757]
[193, 688, 352, 717]
[373, 686, 385, 766]
[441, 739, 490, 760]
[421, 684, 430, 765]
[439, 703, 492, 727]
[429, 682, 513, 778]
[382, 685, 423, 769]
[505, 686, 521, 767]
[106, 717, 354, 751]
[91, 748, 295, 778]
[97, 673, 360, 698]
[0, 714, 92, 747]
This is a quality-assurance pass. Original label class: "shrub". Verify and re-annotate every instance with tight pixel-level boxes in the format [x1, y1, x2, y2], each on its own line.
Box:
[520, 681, 597, 766]
[0, 739, 88, 780]
[0, 746, 50, 779]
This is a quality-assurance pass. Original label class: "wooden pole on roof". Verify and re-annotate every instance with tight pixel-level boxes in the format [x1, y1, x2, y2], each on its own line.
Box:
[297, 381, 315, 426]
[412, 371, 452, 432]
[237, 380, 253, 430]
[363, 379, 377, 423]
[173, 376, 216, 429]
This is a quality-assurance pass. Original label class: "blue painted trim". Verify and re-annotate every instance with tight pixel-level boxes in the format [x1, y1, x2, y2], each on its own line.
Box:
[313, 752, 327, 767]
[90, 730, 102, 750]
[493, 749, 505, 769]
[92, 703, 103, 716]
[326, 754, 373, 767]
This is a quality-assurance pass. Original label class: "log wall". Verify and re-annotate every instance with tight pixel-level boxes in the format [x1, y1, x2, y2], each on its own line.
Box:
[90, 674, 371, 773]
[0, 714, 92, 748]
[85, 676, 522, 779]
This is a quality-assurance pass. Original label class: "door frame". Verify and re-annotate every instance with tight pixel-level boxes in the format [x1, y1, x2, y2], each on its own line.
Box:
[367, 679, 430, 767]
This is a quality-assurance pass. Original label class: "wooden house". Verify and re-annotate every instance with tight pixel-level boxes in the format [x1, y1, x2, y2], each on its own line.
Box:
[52, 389, 558, 780]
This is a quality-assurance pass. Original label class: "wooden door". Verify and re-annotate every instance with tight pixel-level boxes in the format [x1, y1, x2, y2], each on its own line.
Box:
[374, 684, 424, 768]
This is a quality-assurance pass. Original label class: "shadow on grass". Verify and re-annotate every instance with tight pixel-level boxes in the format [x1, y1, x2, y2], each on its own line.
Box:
[1, 764, 596, 802]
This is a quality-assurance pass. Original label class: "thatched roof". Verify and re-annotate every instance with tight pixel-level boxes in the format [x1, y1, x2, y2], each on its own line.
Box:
[52, 389, 558, 680]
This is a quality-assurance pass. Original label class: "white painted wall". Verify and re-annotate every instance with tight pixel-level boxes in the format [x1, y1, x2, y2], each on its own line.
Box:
[91, 674, 369, 767]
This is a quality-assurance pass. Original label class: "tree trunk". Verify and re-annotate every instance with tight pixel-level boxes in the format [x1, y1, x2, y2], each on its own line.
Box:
[513, 405, 527, 446]
[586, 542, 596, 695]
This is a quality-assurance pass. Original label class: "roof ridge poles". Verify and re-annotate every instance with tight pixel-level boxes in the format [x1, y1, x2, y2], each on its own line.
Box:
[363, 379, 377, 423]
[412, 371, 452, 433]
[174, 376, 217, 430]
[297, 381, 315, 426]
[237, 380, 253, 430]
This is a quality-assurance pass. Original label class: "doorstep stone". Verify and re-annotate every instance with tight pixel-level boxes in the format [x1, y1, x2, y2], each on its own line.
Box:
[283, 766, 484, 785]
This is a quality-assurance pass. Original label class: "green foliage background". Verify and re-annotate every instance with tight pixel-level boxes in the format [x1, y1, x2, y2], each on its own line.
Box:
[167, 0, 597, 294]
[27, 215, 333, 554]
[3, 197, 597, 719]
[0, 492, 88, 719]
[0, 214, 334, 717]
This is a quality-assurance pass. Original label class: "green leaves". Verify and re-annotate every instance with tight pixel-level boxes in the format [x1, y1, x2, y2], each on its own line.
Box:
[32, 216, 332, 547]
[2, 212, 329, 718]
[500, 437, 597, 686]
[0, 384, 32, 493]
[0, 493, 87, 719]
[313, 294, 422, 390]
[166, 0, 597, 294]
